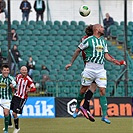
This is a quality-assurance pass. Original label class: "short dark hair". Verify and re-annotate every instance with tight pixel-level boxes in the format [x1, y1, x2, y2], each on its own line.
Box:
[85, 25, 93, 36]
[2, 64, 9, 69]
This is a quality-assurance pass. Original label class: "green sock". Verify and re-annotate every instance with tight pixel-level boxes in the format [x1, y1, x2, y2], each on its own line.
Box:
[76, 93, 84, 109]
[100, 95, 107, 117]
[4, 115, 9, 131]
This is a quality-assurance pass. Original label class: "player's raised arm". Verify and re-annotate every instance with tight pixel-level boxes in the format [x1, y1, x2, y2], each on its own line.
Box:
[65, 48, 81, 70]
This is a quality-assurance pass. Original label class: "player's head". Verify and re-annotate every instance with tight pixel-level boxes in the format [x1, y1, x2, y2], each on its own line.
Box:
[20, 66, 28, 77]
[93, 24, 104, 36]
[85, 24, 93, 36]
[1, 64, 10, 77]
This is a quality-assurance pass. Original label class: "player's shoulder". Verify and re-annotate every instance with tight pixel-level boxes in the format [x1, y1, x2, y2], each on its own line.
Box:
[26, 75, 33, 82]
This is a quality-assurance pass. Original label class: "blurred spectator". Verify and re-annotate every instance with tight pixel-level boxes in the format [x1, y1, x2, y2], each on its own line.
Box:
[26, 56, 35, 77]
[20, 0, 31, 21]
[11, 28, 18, 41]
[34, 0, 45, 21]
[103, 13, 114, 39]
[0, 0, 8, 21]
[11, 45, 21, 76]
[41, 64, 50, 72]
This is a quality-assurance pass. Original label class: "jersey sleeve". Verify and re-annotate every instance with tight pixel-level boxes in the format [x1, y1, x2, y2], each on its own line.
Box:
[104, 41, 108, 53]
[78, 38, 89, 50]
[27, 78, 36, 92]
[9, 75, 16, 88]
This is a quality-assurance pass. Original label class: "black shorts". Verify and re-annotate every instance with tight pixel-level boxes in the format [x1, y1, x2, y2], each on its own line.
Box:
[10, 96, 27, 114]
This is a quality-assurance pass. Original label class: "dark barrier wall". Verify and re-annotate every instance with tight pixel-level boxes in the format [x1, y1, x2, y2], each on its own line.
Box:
[56, 97, 132, 117]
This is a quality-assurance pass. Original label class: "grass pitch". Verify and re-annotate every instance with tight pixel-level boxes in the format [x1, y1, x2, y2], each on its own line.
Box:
[0, 117, 132, 133]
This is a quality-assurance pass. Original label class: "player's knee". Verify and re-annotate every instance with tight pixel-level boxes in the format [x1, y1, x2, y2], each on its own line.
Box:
[80, 86, 89, 94]
[99, 88, 106, 96]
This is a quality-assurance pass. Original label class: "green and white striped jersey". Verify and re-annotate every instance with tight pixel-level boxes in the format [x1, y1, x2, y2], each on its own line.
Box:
[78, 36, 108, 64]
[0, 74, 16, 100]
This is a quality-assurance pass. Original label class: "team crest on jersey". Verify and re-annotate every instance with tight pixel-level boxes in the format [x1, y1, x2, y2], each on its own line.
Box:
[0, 82, 7, 88]
[95, 45, 103, 52]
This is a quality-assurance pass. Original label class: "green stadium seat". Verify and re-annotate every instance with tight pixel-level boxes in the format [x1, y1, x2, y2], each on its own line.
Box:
[62, 20, 69, 26]
[52, 45, 60, 51]
[40, 70, 49, 75]
[72, 35, 80, 42]
[26, 25, 34, 30]
[41, 51, 49, 56]
[55, 36, 63, 41]
[43, 45, 51, 51]
[29, 20, 36, 26]
[56, 75, 65, 80]
[36, 20, 44, 25]
[63, 35, 72, 41]
[66, 29, 74, 36]
[74, 29, 82, 36]
[69, 87, 79, 94]
[46, 20, 52, 26]
[23, 29, 32, 35]
[78, 21, 85, 26]
[49, 50, 58, 56]
[70, 40, 79, 46]
[34, 51, 41, 56]
[76, 25, 84, 30]
[49, 29, 57, 35]
[58, 93, 68, 97]
[56, 55, 64, 61]
[57, 29, 65, 36]
[128, 21, 133, 26]
[1, 24, 7, 30]
[47, 35, 55, 41]
[34, 25, 43, 30]
[18, 45, 25, 51]
[23, 51, 32, 56]
[0, 36, 4, 41]
[41, 29, 49, 36]
[109, 25, 117, 32]
[38, 36, 47, 41]
[47, 56, 55, 61]
[28, 40, 36, 46]
[68, 25, 75, 30]
[64, 75, 73, 80]
[53, 40, 62, 46]
[45, 40, 53, 45]
[12, 20, 19, 26]
[58, 50, 66, 56]
[70, 21, 77, 26]
[16, 29, 23, 35]
[62, 40, 70, 46]
[34, 45, 43, 51]
[21, 36, 30, 41]
[19, 40, 28, 46]
[19, 60, 27, 67]
[60, 25, 67, 30]
[60, 45, 68, 51]
[114, 21, 119, 27]
[51, 25, 59, 30]
[36, 40, 44, 46]
[30, 36, 38, 41]
[54, 20, 61, 26]
[43, 25, 51, 30]
[11, 24, 17, 29]
[32, 29, 40, 35]
[26, 45, 34, 51]
[18, 25, 26, 30]
[21, 20, 28, 26]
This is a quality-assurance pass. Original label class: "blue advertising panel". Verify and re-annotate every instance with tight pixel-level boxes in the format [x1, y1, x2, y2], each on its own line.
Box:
[0, 97, 55, 118]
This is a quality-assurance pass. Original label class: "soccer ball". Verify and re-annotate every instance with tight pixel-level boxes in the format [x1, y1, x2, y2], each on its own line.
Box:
[79, 5, 91, 17]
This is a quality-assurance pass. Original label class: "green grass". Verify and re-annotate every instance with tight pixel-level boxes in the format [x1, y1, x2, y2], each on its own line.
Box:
[0, 117, 133, 133]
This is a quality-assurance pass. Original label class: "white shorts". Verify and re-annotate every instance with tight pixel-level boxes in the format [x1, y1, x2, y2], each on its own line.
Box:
[81, 62, 107, 88]
[0, 99, 11, 110]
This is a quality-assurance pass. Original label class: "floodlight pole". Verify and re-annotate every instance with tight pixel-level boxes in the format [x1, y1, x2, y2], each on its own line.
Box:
[7, 0, 11, 70]
[124, 0, 128, 96]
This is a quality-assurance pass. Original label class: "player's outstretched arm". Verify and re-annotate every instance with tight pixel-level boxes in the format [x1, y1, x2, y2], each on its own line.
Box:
[65, 48, 81, 70]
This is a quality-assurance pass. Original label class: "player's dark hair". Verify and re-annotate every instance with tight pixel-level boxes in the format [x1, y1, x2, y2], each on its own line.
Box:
[2, 64, 9, 69]
[85, 24, 93, 36]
